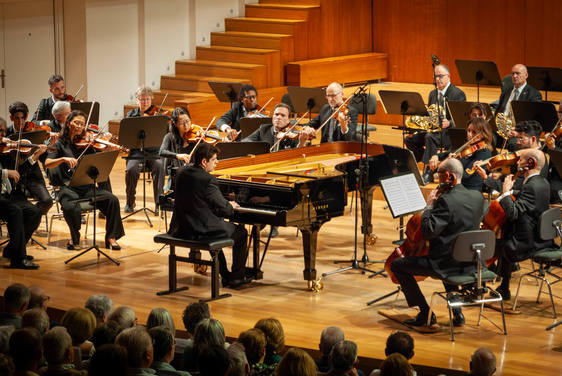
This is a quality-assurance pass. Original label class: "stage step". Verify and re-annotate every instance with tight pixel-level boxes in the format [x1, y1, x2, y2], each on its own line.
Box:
[245, 3, 319, 20]
[225, 17, 306, 36]
[175, 60, 267, 88]
[259, 0, 320, 5]
[161, 74, 251, 93]
[152, 89, 213, 107]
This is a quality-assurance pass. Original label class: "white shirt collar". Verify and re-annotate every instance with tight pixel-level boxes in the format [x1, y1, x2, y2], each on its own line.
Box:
[439, 82, 451, 97]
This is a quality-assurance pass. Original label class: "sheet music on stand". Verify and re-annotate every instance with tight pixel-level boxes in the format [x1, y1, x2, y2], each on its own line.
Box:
[380, 172, 426, 218]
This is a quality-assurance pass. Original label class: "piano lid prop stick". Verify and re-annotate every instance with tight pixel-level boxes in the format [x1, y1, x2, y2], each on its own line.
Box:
[315, 95, 354, 135]
[187, 116, 216, 160]
[269, 110, 310, 152]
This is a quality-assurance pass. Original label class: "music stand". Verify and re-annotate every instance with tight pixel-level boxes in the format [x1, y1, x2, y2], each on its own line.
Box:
[9, 130, 49, 145]
[64, 150, 120, 265]
[447, 101, 496, 130]
[71, 102, 100, 126]
[379, 90, 428, 147]
[215, 142, 270, 159]
[527, 66, 562, 102]
[287, 86, 327, 121]
[455, 60, 502, 103]
[511, 101, 558, 133]
[239, 117, 272, 139]
[119, 116, 168, 227]
[208, 81, 243, 104]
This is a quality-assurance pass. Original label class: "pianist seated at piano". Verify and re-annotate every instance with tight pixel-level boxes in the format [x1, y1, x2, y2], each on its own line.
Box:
[242, 103, 309, 151]
[168, 143, 250, 288]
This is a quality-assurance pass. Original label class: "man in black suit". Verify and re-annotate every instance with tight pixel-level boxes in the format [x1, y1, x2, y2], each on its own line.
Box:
[390, 158, 485, 327]
[216, 84, 260, 142]
[304, 82, 357, 143]
[496, 64, 542, 116]
[404, 64, 466, 184]
[494, 149, 553, 300]
[242, 103, 308, 150]
[33, 75, 74, 124]
[169, 143, 249, 288]
[48, 100, 71, 134]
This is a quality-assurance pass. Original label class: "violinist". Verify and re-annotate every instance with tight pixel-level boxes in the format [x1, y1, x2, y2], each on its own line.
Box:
[390, 158, 485, 327]
[304, 82, 357, 143]
[159, 107, 196, 184]
[493, 149, 553, 300]
[124, 86, 165, 215]
[428, 117, 493, 191]
[542, 99, 562, 203]
[242, 103, 308, 150]
[6, 102, 53, 215]
[44, 110, 125, 251]
[33, 75, 74, 123]
[216, 84, 259, 141]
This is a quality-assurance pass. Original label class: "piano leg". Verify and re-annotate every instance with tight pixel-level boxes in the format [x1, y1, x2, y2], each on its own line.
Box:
[299, 223, 322, 282]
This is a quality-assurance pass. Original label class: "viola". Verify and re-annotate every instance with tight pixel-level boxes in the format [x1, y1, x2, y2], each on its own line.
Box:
[465, 151, 520, 175]
[183, 124, 226, 145]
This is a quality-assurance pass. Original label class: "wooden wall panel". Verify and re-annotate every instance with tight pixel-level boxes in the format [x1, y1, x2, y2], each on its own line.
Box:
[524, 0, 562, 68]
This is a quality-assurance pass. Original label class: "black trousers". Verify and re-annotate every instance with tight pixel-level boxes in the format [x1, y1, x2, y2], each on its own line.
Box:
[0, 194, 42, 264]
[404, 130, 451, 164]
[218, 224, 249, 280]
[23, 175, 53, 215]
[125, 158, 165, 207]
[58, 186, 125, 245]
[391, 256, 459, 312]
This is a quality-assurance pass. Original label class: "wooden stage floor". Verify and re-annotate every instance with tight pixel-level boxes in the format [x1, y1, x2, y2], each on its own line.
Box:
[2, 119, 562, 376]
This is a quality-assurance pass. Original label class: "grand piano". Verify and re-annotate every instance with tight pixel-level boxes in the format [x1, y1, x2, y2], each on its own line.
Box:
[212, 141, 421, 285]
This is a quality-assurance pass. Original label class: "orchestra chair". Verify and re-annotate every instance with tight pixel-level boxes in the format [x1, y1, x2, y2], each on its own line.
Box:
[348, 92, 377, 141]
[512, 207, 562, 318]
[47, 194, 94, 244]
[428, 229, 507, 341]
[153, 233, 233, 302]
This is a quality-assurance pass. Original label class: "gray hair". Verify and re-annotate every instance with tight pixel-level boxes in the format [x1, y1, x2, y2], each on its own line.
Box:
[0, 326, 15, 354]
[22, 308, 49, 335]
[227, 342, 249, 376]
[42, 327, 72, 365]
[319, 326, 345, 355]
[28, 286, 48, 310]
[115, 326, 153, 368]
[146, 308, 175, 336]
[85, 294, 114, 323]
[439, 158, 463, 181]
[330, 340, 358, 372]
[193, 318, 226, 348]
[436, 64, 450, 74]
[134, 86, 153, 99]
[51, 101, 71, 116]
[3, 283, 30, 312]
[107, 306, 136, 330]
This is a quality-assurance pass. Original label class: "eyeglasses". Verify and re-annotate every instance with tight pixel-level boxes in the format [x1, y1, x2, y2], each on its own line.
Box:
[434, 74, 448, 79]
[244, 95, 257, 100]
[326, 93, 342, 98]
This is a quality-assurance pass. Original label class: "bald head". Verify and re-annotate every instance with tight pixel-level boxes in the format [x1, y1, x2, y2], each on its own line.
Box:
[319, 326, 345, 355]
[511, 64, 528, 88]
[470, 347, 496, 376]
[521, 148, 545, 172]
[326, 82, 344, 108]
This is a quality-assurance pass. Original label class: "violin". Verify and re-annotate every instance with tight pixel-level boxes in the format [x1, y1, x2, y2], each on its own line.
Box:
[183, 124, 226, 145]
[465, 151, 520, 175]
[143, 106, 170, 117]
[75, 129, 128, 152]
[276, 125, 304, 140]
[245, 96, 274, 118]
[456, 140, 486, 159]
[0, 138, 42, 154]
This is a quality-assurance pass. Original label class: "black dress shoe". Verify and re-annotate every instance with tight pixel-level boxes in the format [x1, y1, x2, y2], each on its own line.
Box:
[10, 259, 39, 270]
[404, 311, 436, 327]
[452, 311, 465, 326]
[227, 277, 251, 289]
[495, 286, 511, 300]
[105, 239, 121, 251]
[66, 242, 77, 250]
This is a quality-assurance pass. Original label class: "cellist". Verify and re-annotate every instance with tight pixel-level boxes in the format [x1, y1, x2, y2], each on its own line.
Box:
[390, 158, 485, 327]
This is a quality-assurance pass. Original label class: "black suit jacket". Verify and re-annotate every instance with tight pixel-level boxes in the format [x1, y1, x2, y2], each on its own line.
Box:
[421, 184, 485, 277]
[500, 174, 553, 260]
[307, 104, 358, 143]
[32, 97, 56, 122]
[242, 123, 298, 150]
[428, 84, 466, 124]
[216, 102, 251, 141]
[496, 84, 542, 114]
[169, 164, 235, 239]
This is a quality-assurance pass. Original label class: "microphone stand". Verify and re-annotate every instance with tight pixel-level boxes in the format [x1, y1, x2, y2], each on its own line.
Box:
[431, 56, 445, 153]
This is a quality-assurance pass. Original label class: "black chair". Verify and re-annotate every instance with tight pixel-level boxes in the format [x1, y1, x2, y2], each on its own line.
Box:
[512, 207, 562, 317]
[428, 229, 507, 341]
[348, 93, 377, 141]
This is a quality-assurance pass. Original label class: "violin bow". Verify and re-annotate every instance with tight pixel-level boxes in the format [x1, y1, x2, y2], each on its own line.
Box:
[315, 95, 353, 135]
[452, 134, 481, 155]
[157, 93, 168, 115]
[74, 101, 98, 163]
[255, 96, 274, 116]
[269, 111, 310, 152]
[188, 116, 217, 160]
[72, 84, 85, 101]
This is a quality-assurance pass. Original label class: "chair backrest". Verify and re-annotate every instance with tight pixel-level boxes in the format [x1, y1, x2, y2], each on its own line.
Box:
[349, 93, 377, 115]
[539, 207, 561, 241]
[452, 230, 496, 263]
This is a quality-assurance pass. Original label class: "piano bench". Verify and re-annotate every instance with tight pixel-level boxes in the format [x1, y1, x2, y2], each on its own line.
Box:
[154, 234, 234, 302]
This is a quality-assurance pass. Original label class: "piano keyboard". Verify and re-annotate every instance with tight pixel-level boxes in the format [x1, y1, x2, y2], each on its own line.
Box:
[235, 206, 277, 216]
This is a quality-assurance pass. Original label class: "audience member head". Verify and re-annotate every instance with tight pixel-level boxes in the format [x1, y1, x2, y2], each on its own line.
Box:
[193, 318, 226, 348]
[385, 331, 414, 360]
[61, 307, 97, 346]
[238, 328, 266, 366]
[469, 347, 496, 376]
[91, 320, 121, 349]
[275, 347, 317, 376]
[85, 294, 114, 325]
[226, 342, 250, 376]
[182, 301, 210, 336]
[0, 353, 15, 376]
[115, 326, 153, 369]
[107, 306, 137, 330]
[27, 286, 49, 311]
[319, 326, 345, 356]
[146, 307, 175, 336]
[3, 284, 30, 315]
[148, 326, 175, 364]
[9, 328, 42, 372]
[379, 353, 414, 376]
[198, 344, 230, 376]
[254, 318, 284, 357]
[88, 344, 128, 376]
[0, 326, 14, 355]
[329, 340, 359, 374]
[21, 308, 49, 335]
[42, 326, 73, 366]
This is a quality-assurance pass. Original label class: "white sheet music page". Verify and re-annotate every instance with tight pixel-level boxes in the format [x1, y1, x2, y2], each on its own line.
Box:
[380, 173, 426, 218]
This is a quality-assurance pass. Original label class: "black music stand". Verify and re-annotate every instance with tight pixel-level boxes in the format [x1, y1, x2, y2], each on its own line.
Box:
[287, 86, 327, 121]
[379, 90, 428, 149]
[9, 130, 48, 145]
[215, 142, 270, 159]
[208, 81, 243, 105]
[511, 101, 558, 133]
[119, 116, 168, 227]
[455, 60, 502, 103]
[447, 101, 496, 131]
[239, 117, 272, 139]
[527, 67, 562, 102]
[64, 150, 120, 265]
[71, 102, 100, 126]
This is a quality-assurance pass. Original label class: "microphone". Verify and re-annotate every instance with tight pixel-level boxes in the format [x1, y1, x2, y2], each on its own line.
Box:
[431, 54, 440, 65]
